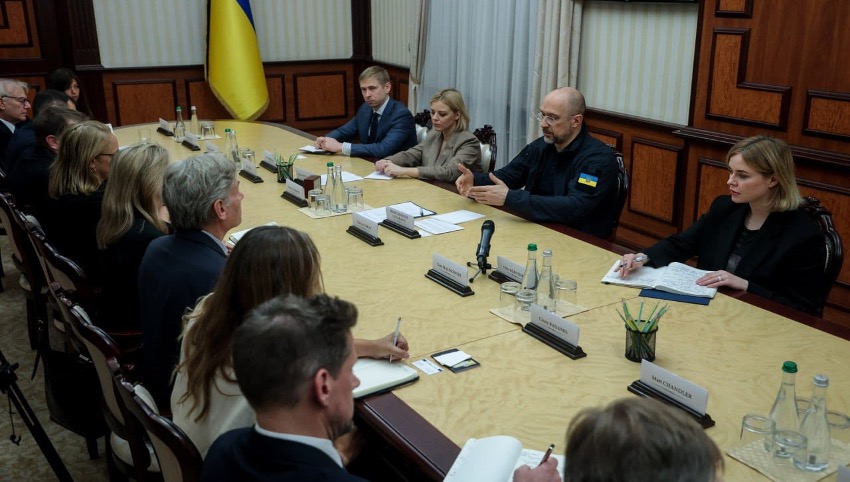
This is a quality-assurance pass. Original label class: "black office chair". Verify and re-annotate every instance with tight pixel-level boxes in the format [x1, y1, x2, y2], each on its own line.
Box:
[609, 148, 629, 241]
[801, 196, 844, 312]
[414, 109, 431, 143]
[473, 124, 497, 172]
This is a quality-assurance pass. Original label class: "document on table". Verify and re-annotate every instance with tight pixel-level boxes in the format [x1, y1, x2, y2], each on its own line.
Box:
[431, 210, 485, 225]
[299, 145, 326, 153]
[319, 171, 364, 184]
[365, 171, 393, 180]
[388, 201, 435, 217]
[415, 218, 463, 235]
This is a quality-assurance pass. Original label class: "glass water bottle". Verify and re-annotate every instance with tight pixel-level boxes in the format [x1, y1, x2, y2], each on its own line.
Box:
[522, 243, 538, 291]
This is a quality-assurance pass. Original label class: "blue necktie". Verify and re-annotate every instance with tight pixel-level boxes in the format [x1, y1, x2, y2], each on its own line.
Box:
[368, 112, 379, 143]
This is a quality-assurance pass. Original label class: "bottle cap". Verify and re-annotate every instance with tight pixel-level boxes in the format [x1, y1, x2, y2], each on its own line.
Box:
[542, 249, 552, 256]
[224, 128, 231, 133]
[813, 374, 829, 387]
[527, 243, 537, 251]
[782, 361, 798, 373]
[327, 162, 334, 167]
[191, 105, 196, 109]
[176, 106, 182, 111]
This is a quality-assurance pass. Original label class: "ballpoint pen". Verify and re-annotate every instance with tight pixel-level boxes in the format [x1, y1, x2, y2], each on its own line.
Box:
[389, 317, 401, 363]
[618, 254, 647, 269]
[538, 443, 555, 465]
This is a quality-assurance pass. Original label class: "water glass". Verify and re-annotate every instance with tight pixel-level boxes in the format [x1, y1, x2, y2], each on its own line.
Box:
[514, 289, 536, 324]
[308, 189, 323, 212]
[346, 186, 364, 211]
[138, 127, 151, 144]
[499, 281, 521, 313]
[827, 410, 850, 444]
[200, 122, 216, 139]
[314, 194, 331, 215]
[740, 414, 775, 453]
[555, 279, 578, 313]
[239, 148, 256, 165]
[772, 430, 806, 464]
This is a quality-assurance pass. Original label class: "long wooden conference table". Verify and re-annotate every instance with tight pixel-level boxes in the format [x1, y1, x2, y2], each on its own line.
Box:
[116, 121, 850, 481]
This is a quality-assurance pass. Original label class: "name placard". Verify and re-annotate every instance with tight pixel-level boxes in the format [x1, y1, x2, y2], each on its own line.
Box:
[205, 141, 220, 153]
[386, 206, 416, 231]
[352, 212, 379, 238]
[184, 131, 200, 149]
[640, 360, 709, 415]
[264, 150, 276, 164]
[432, 254, 468, 288]
[529, 305, 579, 346]
[158, 118, 172, 132]
[285, 179, 306, 199]
[296, 167, 317, 182]
[241, 159, 258, 176]
[496, 256, 524, 282]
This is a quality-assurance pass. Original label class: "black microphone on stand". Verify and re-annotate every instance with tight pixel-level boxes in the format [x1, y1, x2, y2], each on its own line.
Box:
[468, 220, 495, 282]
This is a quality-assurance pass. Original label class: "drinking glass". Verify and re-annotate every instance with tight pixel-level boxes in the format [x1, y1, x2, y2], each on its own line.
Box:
[308, 189, 324, 212]
[499, 282, 521, 314]
[740, 414, 775, 453]
[772, 430, 806, 465]
[138, 127, 151, 144]
[514, 289, 535, 324]
[555, 279, 577, 314]
[200, 122, 216, 139]
[346, 186, 364, 211]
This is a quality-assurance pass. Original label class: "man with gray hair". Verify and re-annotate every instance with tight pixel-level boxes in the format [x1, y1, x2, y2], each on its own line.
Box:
[202, 294, 368, 482]
[0, 79, 32, 168]
[138, 152, 243, 408]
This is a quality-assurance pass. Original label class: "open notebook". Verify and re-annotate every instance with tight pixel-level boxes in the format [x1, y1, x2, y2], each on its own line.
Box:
[227, 222, 279, 244]
[444, 436, 565, 482]
[601, 260, 717, 299]
[352, 359, 419, 399]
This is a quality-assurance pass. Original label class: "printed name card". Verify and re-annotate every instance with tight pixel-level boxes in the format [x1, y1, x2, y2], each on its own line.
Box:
[296, 167, 316, 181]
[184, 131, 200, 149]
[529, 305, 580, 346]
[241, 159, 258, 176]
[386, 206, 416, 231]
[264, 150, 276, 164]
[352, 212, 379, 238]
[496, 256, 524, 282]
[158, 118, 172, 133]
[205, 141, 220, 152]
[285, 179, 306, 199]
[432, 254, 469, 288]
[639, 360, 709, 415]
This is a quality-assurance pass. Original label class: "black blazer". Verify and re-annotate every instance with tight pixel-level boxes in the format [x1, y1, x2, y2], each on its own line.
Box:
[644, 195, 826, 314]
[202, 428, 369, 482]
[138, 229, 227, 408]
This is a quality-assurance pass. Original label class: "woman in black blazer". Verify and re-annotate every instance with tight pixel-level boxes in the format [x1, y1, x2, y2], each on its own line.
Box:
[619, 136, 826, 314]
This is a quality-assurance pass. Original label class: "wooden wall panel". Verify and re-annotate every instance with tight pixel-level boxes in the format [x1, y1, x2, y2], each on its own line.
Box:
[294, 72, 348, 121]
[805, 91, 850, 141]
[629, 140, 681, 224]
[695, 159, 729, 217]
[112, 81, 177, 126]
[715, 0, 752, 17]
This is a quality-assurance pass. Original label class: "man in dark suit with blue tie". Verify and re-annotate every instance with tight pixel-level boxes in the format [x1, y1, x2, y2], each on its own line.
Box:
[138, 153, 244, 408]
[202, 294, 368, 482]
[315, 66, 417, 159]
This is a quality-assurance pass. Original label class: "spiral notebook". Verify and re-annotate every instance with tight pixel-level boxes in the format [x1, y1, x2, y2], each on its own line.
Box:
[444, 436, 565, 482]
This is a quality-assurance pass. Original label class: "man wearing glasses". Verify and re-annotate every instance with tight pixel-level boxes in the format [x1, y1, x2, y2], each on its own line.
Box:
[0, 79, 32, 168]
[456, 87, 619, 239]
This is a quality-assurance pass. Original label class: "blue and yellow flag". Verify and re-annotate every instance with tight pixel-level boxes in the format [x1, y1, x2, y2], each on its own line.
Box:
[206, 0, 269, 120]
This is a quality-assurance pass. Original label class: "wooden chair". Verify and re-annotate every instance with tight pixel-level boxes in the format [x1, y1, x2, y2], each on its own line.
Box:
[473, 124, 497, 172]
[801, 196, 844, 312]
[58, 286, 162, 480]
[414, 109, 431, 143]
[116, 373, 204, 482]
[0, 192, 46, 348]
[610, 149, 629, 241]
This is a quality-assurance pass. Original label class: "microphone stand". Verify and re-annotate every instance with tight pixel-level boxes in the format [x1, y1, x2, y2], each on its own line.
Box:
[0, 348, 73, 482]
[467, 257, 492, 283]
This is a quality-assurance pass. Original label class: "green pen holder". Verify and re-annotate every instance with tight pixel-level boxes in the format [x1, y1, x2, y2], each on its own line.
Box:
[625, 323, 657, 362]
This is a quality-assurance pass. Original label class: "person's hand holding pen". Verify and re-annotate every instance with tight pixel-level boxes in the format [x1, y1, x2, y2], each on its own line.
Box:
[355, 332, 409, 361]
[512, 444, 561, 482]
[616, 253, 649, 277]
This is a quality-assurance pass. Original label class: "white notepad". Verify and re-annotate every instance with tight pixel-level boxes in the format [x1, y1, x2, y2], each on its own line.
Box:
[444, 436, 565, 482]
[352, 359, 419, 399]
[600, 260, 717, 298]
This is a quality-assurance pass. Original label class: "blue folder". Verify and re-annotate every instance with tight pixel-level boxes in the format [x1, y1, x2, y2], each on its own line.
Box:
[639, 288, 711, 306]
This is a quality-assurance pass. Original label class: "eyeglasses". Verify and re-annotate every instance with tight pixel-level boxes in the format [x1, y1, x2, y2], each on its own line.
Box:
[535, 112, 581, 125]
[1, 95, 31, 106]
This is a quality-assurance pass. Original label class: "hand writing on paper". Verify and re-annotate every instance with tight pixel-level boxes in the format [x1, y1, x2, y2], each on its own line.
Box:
[616, 253, 649, 277]
[467, 173, 509, 206]
[696, 270, 748, 291]
[355, 333, 410, 360]
[513, 458, 561, 482]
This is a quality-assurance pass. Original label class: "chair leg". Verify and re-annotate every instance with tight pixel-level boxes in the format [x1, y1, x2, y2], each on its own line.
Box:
[86, 435, 100, 460]
[26, 298, 39, 350]
[105, 439, 130, 482]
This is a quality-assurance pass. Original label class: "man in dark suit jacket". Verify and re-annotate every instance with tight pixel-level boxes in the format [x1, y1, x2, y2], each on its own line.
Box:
[138, 153, 244, 408]
[202, 294, 368, 482]
[0, 79, 32, 172]
[315, 66, 417, 159]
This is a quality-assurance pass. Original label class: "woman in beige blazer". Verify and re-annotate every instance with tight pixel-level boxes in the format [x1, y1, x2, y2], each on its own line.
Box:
[375, 88, 482, 182]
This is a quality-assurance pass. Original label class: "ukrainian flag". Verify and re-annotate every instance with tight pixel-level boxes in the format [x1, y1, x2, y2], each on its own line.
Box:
[206, 0, 269, 120]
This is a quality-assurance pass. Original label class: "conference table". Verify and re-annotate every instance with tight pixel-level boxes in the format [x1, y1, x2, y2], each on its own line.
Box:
[115, 121, 850, 482]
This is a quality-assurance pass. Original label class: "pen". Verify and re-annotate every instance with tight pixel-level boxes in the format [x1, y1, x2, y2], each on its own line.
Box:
[618, 254, 647, 269]
[389, 317, 401, 363]
[539, 443, 555, 466]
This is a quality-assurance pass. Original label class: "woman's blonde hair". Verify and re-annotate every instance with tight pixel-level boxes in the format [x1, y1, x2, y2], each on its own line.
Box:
[430, 88, 470, 133]
[96, 143, 170, 249]
[48, 120, 112, 198]
[726, 136, 802, 212]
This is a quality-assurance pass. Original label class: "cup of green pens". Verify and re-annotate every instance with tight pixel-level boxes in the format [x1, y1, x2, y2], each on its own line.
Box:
[618, 299, 667, 362]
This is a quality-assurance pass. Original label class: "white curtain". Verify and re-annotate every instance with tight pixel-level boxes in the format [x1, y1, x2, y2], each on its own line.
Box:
[407, 0, 429, 112]
[527, 0, 583, 142]
[419, 0, 538, 169]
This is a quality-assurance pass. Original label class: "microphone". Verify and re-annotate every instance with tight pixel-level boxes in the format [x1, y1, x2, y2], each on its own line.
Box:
[476, 220, 495, 268]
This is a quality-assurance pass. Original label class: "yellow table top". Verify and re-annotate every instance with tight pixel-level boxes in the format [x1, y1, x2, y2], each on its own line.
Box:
[116, 121, 850, 481]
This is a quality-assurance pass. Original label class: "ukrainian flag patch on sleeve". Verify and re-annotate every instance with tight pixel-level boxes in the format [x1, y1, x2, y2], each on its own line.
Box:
[578, 173, 599, 188]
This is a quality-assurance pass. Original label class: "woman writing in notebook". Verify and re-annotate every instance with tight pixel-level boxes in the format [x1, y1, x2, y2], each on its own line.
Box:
[375, 88, 482, 182]
[171, 225, 408, 457]
[618, 136, 826, 314]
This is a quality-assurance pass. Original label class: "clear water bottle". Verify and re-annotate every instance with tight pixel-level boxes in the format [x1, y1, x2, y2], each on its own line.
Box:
[769, 361, 800, 457]
[174, 106, 185, 142]
[228, 129, 240, 165]
[331, 164, 347, 213]
[190, 105, 200, 135]
[323, 162, 334, 194]
[537, 249, 555, 311]
[521, 243, 538, 291]
[795, 374, 830, 471]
